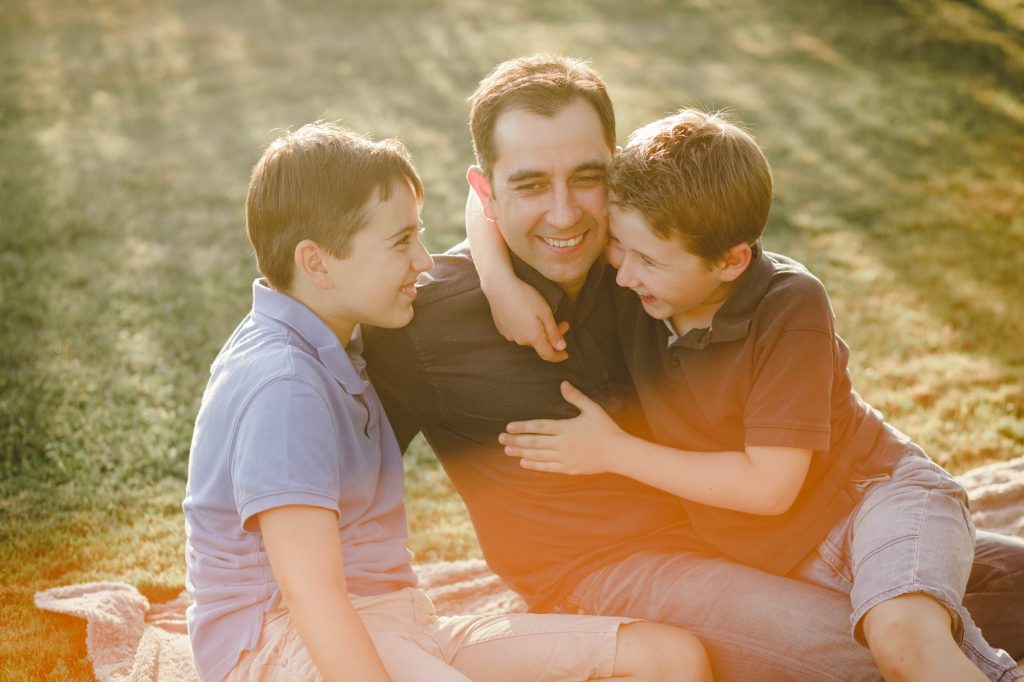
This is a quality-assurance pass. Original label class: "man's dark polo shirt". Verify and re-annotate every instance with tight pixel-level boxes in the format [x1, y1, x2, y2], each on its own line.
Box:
[363, 241, 697, 611]
[616, 245, 912, 576]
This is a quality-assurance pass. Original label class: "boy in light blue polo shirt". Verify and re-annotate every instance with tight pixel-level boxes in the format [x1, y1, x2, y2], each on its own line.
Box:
[182, 122, 709, 681]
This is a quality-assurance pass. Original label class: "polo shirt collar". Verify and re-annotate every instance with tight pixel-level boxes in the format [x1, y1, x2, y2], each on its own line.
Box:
[671, 241, 772, 349]
[508, 251, 606, 319]
[510, 252, 568, 311]
[251, 279, 369, 394]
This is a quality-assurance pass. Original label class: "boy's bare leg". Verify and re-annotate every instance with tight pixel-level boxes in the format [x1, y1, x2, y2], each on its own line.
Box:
[863, 593, 986, 682]
[611, 621, 712, 681]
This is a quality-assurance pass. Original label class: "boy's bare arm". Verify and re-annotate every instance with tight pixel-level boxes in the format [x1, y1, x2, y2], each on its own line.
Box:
[501, 381, 812, 516]
[464, 188, 569, 362]
[259, 506, 392, 682]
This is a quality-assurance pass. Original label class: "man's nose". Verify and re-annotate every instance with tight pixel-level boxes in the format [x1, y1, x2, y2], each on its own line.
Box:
[547, 184, 583, 229]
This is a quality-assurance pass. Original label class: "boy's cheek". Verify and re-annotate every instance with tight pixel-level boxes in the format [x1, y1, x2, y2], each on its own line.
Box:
[606, 242, 623, 268]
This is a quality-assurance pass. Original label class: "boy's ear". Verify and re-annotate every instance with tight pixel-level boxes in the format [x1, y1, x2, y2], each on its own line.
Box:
[466, 166, 498, 222]
[717, 242, 753, 282]
[294, 239, 334, 290]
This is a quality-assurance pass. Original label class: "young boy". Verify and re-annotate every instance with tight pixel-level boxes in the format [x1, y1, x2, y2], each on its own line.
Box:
[481, 110, 1021, 681]
[181, 121, 710, 682]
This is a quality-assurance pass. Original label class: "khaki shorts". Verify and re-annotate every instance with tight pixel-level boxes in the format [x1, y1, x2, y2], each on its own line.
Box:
[225, 587, 636, 681]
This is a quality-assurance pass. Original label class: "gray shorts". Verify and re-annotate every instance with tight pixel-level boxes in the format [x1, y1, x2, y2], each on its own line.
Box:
[792, 452, 1019, 680]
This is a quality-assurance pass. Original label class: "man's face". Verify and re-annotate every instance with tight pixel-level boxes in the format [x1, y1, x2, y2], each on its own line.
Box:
[482, 98, 613, 299]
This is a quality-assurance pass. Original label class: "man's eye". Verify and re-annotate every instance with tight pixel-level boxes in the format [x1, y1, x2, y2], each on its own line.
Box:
[641, 256, 657, 266]
[514, 183, 542, 192]
[576, 174, 605, 185]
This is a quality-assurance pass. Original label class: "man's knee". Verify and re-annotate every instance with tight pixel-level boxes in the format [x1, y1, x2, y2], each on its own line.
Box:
[614, 621, 712, 681]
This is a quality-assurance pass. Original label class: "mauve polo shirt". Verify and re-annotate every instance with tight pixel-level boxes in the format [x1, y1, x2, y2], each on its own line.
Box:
[616, 245, 913, 575]
[363, 241, 698, 612]
[183, 281, 415, 682]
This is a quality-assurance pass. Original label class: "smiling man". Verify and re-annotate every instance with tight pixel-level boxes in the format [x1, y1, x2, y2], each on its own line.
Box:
[362, 55, 1024, 680]
[466, 97, 610, 300]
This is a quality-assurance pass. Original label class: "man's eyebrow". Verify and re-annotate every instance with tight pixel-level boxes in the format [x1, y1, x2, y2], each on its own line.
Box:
[574, 161, 608, 173]
[506, 160, 608, 184]
[506, 169, 546, 184]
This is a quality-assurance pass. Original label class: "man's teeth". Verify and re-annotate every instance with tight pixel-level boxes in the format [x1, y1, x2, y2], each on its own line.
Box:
[542, 235, 583, 248]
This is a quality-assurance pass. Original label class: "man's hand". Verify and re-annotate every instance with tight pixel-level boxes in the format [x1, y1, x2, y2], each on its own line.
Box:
[500, 381, 622, 474]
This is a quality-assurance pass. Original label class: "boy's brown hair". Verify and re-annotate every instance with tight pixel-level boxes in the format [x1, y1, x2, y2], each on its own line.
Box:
[609, 109, 772, 265]
[245, 121, 424, 290]
[469, 54, 616, 177]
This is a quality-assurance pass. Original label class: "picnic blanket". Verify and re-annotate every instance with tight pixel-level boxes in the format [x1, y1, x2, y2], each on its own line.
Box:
[36, 456, 1024, 682]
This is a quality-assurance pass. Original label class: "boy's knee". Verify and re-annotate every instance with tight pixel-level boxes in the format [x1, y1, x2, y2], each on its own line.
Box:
[862, 593, 955, 679]
[614, 621, 712, 681]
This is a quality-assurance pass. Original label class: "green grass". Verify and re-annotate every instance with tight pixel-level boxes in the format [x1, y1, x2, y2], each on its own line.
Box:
[1, 0, 1021, 678]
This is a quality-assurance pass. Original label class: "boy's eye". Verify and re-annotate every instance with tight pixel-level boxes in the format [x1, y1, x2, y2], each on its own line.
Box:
[394, 226, 425, 248]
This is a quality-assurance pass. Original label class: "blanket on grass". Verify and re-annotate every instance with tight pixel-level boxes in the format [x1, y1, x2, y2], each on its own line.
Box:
[36, 456, 1024, 682]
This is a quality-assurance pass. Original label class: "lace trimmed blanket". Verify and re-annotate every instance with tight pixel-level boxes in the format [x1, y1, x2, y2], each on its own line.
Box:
[35, 456, 1024, 682]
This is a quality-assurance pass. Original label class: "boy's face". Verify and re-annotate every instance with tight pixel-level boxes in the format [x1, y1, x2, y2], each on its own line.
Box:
[479, 98, 612, 299]
[608, 205, 736, 332]
[323, 177, 433, 331]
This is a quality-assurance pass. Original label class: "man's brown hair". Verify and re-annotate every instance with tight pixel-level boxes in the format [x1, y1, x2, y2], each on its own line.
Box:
[245, 121, 423, 290]
[609, 109, 773, 264]
[469, 54, 616, 176]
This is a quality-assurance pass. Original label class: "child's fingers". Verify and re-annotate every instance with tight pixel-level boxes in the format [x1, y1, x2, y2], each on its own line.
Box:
[546, 319, 569, 352]
[503, 419, 560, 435]
[528, 318, 569, 363]
[499, 433, 557, 450]
[518, 457, 563, 473]
[503, 444, 560, 459]
[559, 381, 599, 412]
[529, 328, 568, 363]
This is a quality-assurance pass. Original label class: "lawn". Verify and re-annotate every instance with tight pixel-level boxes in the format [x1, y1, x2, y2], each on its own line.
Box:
[1, 0, 1022, 678]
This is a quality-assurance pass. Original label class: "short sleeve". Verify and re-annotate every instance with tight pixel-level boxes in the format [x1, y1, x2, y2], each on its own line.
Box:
[231, 377, 342, 531]
[744, 278, 835, 451]
[363, 325, 440, 452]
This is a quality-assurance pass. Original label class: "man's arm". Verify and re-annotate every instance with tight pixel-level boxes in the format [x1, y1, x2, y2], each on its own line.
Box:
[259, 505, 391, 682]
[501, 381, 812, 515]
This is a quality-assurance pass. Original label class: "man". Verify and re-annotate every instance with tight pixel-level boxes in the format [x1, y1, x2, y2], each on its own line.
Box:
[363, 54, 1024, 680]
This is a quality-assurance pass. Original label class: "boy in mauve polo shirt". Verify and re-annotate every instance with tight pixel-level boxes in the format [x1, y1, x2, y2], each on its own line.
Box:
[490, 110, 1021, 682]
[181, 121, 710, 682]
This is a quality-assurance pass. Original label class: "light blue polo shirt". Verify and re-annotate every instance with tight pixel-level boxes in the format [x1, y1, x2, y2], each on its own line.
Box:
[182, 279, 416, 682]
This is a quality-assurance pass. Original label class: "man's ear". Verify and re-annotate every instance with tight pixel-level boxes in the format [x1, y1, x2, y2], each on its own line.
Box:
[717, 242, 753, 282]
[294, 239, 333, 290]
[466, 166, 498, 222]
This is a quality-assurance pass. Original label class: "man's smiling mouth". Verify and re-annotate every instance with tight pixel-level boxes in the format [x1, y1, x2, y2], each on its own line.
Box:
[541, 234, 584, 249]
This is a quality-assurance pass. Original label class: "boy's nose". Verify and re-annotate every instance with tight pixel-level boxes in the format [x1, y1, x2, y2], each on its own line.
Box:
[412, 241, 433, 273]
[615, 258, 637, 288]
